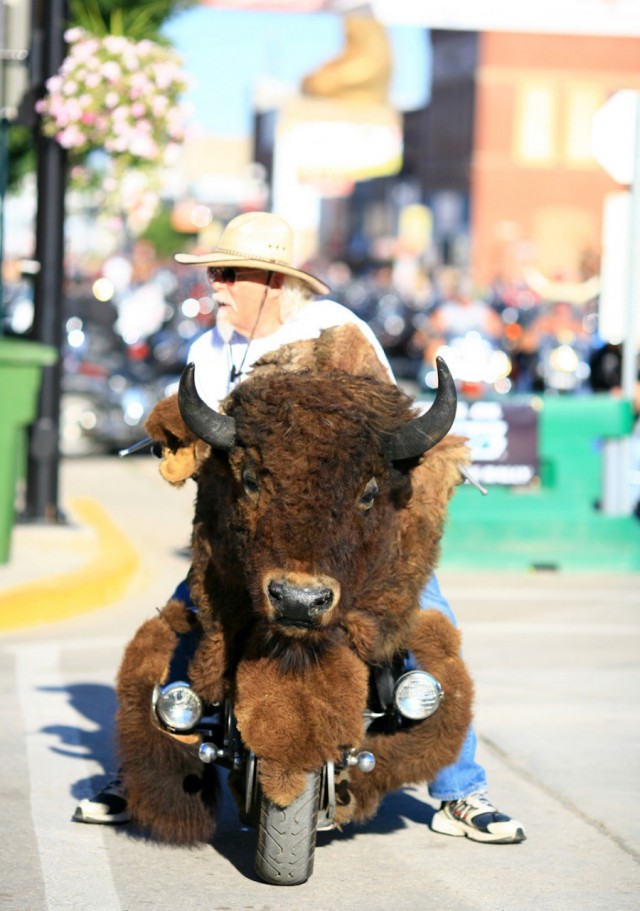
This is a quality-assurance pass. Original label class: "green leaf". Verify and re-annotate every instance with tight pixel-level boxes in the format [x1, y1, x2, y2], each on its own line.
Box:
[68, 0, 199, 41]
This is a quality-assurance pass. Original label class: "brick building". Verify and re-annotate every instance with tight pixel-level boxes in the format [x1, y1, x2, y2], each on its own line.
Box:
[403, 30, 640, 289]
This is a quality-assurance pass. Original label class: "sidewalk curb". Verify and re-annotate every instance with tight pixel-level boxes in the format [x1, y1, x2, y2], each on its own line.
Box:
[0, 497, 140, 633]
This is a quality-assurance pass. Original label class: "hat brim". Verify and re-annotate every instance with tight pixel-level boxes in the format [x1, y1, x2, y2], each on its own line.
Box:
[174, 252, 330, 296]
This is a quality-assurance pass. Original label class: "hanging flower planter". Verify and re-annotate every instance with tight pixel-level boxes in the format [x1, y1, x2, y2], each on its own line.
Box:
[36, 27, 190, 229]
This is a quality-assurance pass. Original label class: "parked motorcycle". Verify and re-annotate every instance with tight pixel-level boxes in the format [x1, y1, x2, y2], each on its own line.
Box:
[418, 330, 513, 398]
[60, 319, 181, 457]
[513, 301, 594, 394]
[534, 335, 592, 393]
[61, 367, 179, 457]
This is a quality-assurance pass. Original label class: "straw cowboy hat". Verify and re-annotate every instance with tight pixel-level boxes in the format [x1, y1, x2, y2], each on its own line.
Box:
[174, 211, 330, 296]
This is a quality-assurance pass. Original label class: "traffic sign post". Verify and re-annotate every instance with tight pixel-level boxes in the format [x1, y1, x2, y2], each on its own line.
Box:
[623, 95, 640, 402]
[592, 89, 638, 186]
[592, 90, 640, 516]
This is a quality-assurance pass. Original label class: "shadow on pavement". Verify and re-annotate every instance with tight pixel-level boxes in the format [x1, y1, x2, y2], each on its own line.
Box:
[39, 682, 119, 799]
[41, 680, 440, 881]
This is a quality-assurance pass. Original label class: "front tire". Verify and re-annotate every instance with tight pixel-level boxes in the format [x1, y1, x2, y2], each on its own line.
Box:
[255, 771, 320, 886]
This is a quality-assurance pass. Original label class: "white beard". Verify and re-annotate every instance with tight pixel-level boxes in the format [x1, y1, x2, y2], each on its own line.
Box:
[216, 304, 236, 342]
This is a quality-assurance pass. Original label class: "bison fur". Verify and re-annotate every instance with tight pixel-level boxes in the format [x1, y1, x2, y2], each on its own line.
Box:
[116, 324, 473, 842]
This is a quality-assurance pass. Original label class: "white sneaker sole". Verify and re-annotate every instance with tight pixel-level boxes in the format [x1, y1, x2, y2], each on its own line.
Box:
[72, 804, 131, 825]
[432, 812, 526, 844]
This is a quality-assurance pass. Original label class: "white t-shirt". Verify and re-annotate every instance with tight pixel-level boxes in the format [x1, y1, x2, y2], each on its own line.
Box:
[187, 299, 394, 409]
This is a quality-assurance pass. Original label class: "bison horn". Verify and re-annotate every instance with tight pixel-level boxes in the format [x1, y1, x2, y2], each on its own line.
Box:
[388, 356, 457, 460]
[177, 362, 236, 451]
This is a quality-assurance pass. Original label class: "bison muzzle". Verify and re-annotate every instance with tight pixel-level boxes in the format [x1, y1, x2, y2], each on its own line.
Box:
[266, 573, 339, 629]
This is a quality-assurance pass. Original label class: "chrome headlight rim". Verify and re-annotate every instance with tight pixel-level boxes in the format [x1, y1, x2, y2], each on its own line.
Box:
[393, 670, 443, 721]
[154, 680, 204, 732]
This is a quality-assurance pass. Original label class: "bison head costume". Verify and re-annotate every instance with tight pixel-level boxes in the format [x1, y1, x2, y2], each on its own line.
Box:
[116, 325, 474, 844]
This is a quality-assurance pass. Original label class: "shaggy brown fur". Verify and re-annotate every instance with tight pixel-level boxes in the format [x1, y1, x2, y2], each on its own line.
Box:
[115, 323, 473, 842]
[235, 642, 369, 806]
[343, 609, 474, 824]
[116, 600, 220, 844]
[253, 322, 391, 381]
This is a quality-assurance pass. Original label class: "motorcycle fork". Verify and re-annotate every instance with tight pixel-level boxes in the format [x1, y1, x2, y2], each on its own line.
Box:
[317, 762, 337, 830]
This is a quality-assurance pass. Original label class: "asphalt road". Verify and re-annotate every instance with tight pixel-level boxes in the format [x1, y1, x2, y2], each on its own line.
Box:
[1, 456, 639, 911]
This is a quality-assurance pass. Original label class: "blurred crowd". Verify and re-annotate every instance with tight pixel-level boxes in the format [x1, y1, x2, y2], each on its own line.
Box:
[327, 260, 624, 401]
[1, 244, 635, 457]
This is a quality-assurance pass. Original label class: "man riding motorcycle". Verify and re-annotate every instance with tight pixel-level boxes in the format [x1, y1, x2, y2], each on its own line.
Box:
[74, 212, 525, 846]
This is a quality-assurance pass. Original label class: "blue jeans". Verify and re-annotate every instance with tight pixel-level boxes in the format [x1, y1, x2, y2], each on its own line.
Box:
[172, 576, 486, 801]
[420, 575, 487, 801]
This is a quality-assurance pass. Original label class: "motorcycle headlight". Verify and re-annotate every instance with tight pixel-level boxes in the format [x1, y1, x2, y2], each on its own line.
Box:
[394, 671, 443, 720]
[549, 344, 579, 373]
[155, 681, 203, 732]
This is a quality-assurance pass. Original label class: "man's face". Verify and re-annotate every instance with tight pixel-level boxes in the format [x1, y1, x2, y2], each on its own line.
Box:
[207, 266, 283, 339]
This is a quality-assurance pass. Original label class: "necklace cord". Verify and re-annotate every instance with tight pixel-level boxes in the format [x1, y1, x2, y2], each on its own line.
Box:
[229, 271, 274, 383]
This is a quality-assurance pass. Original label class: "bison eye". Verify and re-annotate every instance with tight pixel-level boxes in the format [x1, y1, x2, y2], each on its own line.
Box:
[242, 469, 260, 496]
[358, 477, 379, 511]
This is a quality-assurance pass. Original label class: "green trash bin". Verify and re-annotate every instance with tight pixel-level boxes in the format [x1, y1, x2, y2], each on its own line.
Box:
[0, 337, 58, 564]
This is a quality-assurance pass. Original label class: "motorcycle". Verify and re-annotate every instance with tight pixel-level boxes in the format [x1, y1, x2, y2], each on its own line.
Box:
[148, 621, 445, 885]
[61, 368, 179, 457]
[60, 320, 181, 457]
[534, 334, 592, 393]
[418, 330, 513, 398]
[513, 301, 594, 394]
[115, 330, 473, 886]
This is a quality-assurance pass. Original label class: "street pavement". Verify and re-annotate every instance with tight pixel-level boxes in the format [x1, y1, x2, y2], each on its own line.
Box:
[0, 454, 639, 911]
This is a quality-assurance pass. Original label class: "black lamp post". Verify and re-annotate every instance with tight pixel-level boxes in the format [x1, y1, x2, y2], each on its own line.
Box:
[23, 0, 67, 521]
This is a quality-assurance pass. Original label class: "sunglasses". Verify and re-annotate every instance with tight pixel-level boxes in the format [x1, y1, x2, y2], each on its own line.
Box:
[206, 266, 267, 285]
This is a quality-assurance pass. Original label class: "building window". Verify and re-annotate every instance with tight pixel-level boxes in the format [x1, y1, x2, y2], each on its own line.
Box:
[515, 83, 556, 165]
[564, 82, 603, 166]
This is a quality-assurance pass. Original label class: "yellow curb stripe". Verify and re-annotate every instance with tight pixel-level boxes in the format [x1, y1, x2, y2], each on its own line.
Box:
[0, 497, 140, 632]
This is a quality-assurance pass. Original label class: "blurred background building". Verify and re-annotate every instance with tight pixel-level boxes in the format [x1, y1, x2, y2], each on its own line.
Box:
[1, 0, 639, 543]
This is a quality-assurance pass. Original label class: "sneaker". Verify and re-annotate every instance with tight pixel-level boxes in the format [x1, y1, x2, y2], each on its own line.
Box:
[431, 792, 526, 844]
[72, 776, 131, 825]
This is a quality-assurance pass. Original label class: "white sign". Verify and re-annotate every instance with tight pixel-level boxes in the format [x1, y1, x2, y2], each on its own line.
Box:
[206, 1, 640, 36]
[599, 192, 640, 346]
[591, 90, 640, 185]
[366, 0, 640, 35]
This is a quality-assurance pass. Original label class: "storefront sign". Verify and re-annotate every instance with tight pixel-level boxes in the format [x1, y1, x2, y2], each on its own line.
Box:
[452, 399, 540, 486]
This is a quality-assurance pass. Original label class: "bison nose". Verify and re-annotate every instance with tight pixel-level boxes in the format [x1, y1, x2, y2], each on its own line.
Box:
[267, 580, 334, 627]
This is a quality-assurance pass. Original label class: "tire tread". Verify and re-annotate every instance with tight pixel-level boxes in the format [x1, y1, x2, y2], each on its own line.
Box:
[255, 772, 320, 885]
